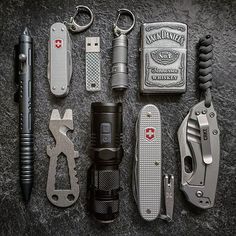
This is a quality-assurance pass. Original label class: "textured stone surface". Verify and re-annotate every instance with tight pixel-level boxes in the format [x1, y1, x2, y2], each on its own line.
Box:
[0, 0, 236, 235]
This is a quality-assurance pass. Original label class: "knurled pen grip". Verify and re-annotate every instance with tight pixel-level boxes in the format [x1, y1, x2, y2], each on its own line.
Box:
[20, 133, 34, 185]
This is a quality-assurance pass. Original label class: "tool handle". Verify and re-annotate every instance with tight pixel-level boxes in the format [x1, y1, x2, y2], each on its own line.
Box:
[20, 133, 34, 184]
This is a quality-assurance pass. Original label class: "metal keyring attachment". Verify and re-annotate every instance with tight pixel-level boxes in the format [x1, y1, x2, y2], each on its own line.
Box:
[113, 9, 135, 37]
[64, 5, 94, 33]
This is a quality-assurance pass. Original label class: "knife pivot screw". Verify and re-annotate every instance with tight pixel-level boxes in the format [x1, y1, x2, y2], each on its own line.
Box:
[147, 112, 152, 117]
[209, 112, 215, 118]
[61, 28, 64, 31]
[202, 109, 207, 114]
[196, 190, 203, 197]
[146, 209, 151, 214]
[213, 130, 218, 135]
[195, 111, 200, 115]
[52, 28, 55, 31]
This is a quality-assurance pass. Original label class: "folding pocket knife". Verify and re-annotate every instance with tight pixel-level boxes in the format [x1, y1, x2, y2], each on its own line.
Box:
[178, 35, 220, 209]
[178, 101, 220, 209]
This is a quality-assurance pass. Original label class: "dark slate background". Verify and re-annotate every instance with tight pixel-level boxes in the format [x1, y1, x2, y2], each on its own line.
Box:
[0, 0, 235, 235]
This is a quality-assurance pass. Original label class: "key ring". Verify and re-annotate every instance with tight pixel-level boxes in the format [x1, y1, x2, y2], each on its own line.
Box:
[64, 5, 94, 33]
[113, 9, 135, 37]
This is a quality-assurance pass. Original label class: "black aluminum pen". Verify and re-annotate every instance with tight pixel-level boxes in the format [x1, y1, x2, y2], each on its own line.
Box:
[14, 27, 34, 202]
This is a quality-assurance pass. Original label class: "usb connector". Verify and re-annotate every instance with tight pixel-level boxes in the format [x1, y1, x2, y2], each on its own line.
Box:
[85, 37, 101, 91]
[86, 37, 100, 53]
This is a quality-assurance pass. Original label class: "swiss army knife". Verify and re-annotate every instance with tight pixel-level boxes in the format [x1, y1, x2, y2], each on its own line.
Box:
[48, 22, 72, 97]
[133, 104, 174, 221]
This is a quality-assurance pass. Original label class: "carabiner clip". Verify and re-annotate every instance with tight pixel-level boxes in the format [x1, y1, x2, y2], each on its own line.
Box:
[64, 5, 94, 33]
[113, 9, 135, 37]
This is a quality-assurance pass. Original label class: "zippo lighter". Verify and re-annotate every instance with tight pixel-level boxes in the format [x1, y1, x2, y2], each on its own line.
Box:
[140, 22, 187, 93]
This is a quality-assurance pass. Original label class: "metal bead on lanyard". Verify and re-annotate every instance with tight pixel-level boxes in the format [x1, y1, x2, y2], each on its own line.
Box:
[111, 9, 135, 91]
[198, 35, 213, 108]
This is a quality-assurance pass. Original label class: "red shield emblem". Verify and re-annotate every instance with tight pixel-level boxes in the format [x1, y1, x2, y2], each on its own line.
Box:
[145, 127, 155, 141]
[54, 39, 63, 48]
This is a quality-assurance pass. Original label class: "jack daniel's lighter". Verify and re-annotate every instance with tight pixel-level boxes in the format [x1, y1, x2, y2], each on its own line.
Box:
[140, 22, 187, 94]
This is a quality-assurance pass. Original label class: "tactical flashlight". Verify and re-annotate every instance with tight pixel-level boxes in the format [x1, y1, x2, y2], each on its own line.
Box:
[88, 102, 123, 223]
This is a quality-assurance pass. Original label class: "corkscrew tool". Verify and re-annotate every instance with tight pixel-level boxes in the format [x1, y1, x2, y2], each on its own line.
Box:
[178, 35, 220, 209]
[46, 109, 79, 207]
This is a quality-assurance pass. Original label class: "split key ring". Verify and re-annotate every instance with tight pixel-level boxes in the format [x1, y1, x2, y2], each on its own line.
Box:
[113, 9, 136, 37]
[64, 5, 94, 33]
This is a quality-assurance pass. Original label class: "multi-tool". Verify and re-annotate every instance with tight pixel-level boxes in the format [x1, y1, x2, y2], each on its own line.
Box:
[46, 109, 79, 207]
[178, 35, 220, 209]
[133, 104, 174, 221]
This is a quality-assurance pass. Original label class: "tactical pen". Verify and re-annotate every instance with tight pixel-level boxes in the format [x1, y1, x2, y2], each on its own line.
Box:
[14, 27, 34, 202]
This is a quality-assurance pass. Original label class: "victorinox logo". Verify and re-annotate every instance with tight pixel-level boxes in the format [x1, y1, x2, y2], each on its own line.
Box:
[54, 39, 63, 48]
[145, 127, 155, 141]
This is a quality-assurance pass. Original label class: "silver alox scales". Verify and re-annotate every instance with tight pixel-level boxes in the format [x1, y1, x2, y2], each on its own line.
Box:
[133, 104, 174, 221]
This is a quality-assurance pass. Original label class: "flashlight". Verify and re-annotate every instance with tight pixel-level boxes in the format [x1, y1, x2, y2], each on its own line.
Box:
[111, 34, 129, 90]
[111, 9, 135, 91]
[87, 102, 123, 223]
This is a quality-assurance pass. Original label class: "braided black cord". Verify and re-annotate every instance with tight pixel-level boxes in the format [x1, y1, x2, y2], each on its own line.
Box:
[198, 35, 213, 107]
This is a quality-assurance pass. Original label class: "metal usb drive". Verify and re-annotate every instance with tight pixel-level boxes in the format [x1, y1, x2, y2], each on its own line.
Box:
[85, 37, 101, 91]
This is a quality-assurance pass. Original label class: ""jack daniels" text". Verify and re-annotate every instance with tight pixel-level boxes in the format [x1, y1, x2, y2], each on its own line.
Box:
[146, 30, 184, 45]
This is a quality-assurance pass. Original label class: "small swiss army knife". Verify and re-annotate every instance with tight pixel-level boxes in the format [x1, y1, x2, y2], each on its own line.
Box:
[178, 35, 220, 209]
[48, 22, 72, 97]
